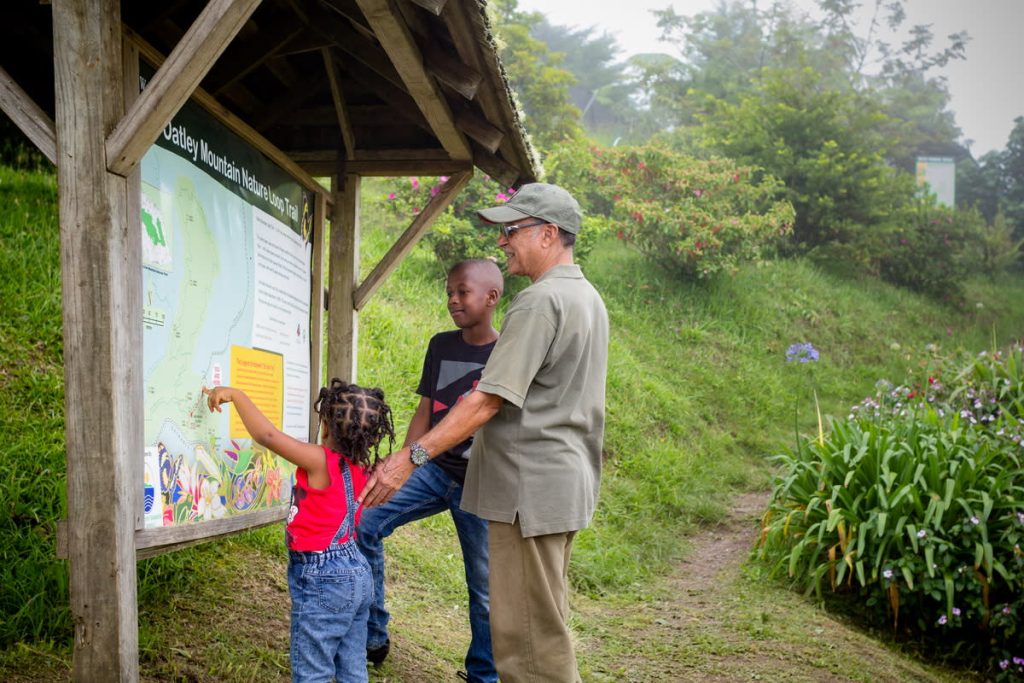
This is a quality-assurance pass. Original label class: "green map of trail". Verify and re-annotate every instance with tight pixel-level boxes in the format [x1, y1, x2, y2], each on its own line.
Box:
[141, 143, 309, 529]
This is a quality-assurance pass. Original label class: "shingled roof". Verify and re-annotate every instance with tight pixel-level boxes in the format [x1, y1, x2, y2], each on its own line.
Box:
[2, 0, 540, 187]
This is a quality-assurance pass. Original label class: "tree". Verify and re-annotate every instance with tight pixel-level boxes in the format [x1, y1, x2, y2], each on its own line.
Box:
[530, 19, 646, 144]
[1002, 116, 1024, 237]
[698, 65, 912, 249]
[487, 0, 581, 152]
[635, 0, 966, 167]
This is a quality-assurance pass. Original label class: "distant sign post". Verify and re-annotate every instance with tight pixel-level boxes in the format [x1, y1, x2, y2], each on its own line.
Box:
[915, 156, 956, 207]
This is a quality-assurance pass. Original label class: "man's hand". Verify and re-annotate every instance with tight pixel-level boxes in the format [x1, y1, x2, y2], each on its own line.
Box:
[359, 448, 415, 507]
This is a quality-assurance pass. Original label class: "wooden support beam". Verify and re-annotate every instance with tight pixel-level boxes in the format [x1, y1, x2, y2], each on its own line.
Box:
[471, 141, 519, 188]
[251, 77, 327, 131]
[266, 54, 300, 87]
[309, 190, 328, 440]
[123, 38, 145, 533]
[308, 4, 406, 90]
[53, 0, 140, 679]
[407, 0, 449, 15]
[106, 0, 262, 176]
[342, 58, 432, 133]
[443, 0, 536, 181]
[327, 175, 361, 383]
[355, 0, 471, 160]
[0, 66, 56, 164]
[455, 107, 503, 154]
[125, 27, 330, 198]
[278, 30, 334, 56]
[322, 48, 355, 160]
[297, 157, 472, 177]
[319, 0, 376, 40]
[422, 41, 480, 100]
[134, 507, 287, 559]
[354, 170, 471, 310]
[208, 12, 305, 95]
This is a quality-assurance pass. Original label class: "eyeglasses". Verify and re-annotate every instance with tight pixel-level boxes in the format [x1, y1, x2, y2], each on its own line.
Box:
[498, 220, 548, 239]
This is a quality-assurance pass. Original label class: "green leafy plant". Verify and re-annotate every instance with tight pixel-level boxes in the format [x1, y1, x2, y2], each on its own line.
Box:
[760, 344, 1024, 677]
[546, 141, 795, 279]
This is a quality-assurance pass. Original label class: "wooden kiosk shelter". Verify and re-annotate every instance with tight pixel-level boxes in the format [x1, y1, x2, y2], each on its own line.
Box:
[0, 0, 538, 679]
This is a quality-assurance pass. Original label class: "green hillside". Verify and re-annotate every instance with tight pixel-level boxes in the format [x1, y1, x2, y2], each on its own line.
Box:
[1, 166, 1021, 680]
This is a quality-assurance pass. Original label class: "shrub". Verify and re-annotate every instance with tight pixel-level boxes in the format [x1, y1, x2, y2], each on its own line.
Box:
[760, 344, 1024, 678]
[378, 173, 607, 272]
[865, 199, 987, 301]
[546, 141, 795, 279]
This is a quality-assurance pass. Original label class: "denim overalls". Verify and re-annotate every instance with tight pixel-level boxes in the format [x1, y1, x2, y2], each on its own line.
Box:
[287, 459, 373, 683]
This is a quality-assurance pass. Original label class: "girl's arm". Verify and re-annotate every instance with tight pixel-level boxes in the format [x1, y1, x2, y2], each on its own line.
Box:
[205, 386, 328, 486]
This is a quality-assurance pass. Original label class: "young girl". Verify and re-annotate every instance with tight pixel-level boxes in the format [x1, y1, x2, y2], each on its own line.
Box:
[204, 379, 395, 683]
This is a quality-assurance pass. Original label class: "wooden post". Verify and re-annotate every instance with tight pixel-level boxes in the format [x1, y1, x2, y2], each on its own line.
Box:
[52, 0, 141, 680]
[327, 174, 361, 383]
[309, 191, 328, 440]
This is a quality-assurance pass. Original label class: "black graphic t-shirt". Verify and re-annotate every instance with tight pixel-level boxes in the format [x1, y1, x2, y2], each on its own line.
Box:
[416, 330, 496, 484]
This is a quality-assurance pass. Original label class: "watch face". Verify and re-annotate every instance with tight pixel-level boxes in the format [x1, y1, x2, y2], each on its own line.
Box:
[411, 444, 428, 466]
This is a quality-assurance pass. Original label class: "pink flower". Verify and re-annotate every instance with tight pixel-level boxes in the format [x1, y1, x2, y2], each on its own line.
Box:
[693, 189, 705, 198]
[387, 192, 396, 200]
[439, 175, 450, 183]
[410, 177, 420, 190]
[430, 185, 440, 197]
[412, 207, 421, 214]
[496, 192, 509, 202]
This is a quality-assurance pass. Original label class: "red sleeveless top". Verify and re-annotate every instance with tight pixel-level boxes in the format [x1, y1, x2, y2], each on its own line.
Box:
[285, 447, 368, 552]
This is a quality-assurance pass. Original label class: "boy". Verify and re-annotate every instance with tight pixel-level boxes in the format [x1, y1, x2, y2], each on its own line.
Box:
[356, 259, 503, 683]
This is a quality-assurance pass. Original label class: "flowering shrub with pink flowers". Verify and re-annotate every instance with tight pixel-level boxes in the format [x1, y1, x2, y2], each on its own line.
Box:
[545, 141, 795, 279]
[760, 343, 1024, 678]
[380, 173, 606, 270]
[838, 197, 989, 302]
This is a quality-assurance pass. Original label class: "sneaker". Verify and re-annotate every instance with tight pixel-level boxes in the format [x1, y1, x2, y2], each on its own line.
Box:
[367, 638, 390, 666]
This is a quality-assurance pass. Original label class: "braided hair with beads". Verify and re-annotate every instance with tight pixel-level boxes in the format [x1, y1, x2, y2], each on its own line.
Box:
[314, 378, 395, 470]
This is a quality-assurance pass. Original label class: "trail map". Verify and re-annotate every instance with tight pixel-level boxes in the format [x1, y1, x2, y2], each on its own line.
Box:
[140, 89, 314, 529]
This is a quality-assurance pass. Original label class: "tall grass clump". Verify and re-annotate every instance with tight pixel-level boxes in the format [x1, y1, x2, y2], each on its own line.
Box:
[760, 344, 1024, 678]
[0, 165, 70, 644]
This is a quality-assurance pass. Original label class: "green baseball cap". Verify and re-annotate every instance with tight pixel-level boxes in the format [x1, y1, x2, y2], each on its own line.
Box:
[476, 183, 583, 234]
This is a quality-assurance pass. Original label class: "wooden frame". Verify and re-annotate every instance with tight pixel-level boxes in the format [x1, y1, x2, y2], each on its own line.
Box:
[22, 0, 538, 678]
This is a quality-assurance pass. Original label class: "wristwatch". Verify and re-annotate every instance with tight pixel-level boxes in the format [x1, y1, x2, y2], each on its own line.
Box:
[409, 441, 429, 467]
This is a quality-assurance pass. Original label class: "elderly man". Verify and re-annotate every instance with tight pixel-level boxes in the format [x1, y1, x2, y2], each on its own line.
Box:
[361, 182, 609, 682]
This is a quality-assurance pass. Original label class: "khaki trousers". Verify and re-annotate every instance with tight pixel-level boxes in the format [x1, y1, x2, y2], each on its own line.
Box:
[488, 519, 581, 683]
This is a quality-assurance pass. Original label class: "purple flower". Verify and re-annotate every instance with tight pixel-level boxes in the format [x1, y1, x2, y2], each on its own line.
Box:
[952, 607, 961, 616]
[882, 568, 893, 579]
[917, 529, 927, 539]
[786, 342, 820, 363]
[1001, 660, 1010, 670]
[937, 615, 947, 625]
[970, 516, 980, 525]
[1003, 606, 1012, 615]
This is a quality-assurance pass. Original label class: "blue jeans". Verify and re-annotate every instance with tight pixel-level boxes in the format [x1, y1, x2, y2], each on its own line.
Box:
[356, 461, 496, 683]
[288, 544, 373, 683]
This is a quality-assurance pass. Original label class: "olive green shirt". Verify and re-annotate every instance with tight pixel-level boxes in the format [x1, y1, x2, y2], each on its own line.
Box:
[460, 264, 609, 537]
